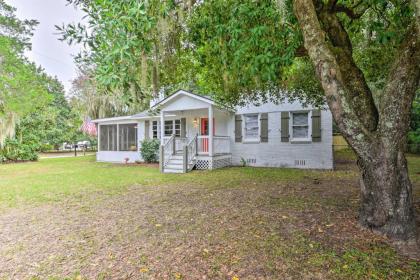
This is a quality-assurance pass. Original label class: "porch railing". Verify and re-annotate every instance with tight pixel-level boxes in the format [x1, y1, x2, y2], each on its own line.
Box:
[197, 135, 230, 155]
[214, 136, 230, 154]
[162, 134, 175, 167]
[185, 134, 198, 171]
[197, 135, 209, 154]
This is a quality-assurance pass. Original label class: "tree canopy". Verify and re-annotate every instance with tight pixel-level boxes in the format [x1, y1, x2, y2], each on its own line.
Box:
[0, 0, 83, 161]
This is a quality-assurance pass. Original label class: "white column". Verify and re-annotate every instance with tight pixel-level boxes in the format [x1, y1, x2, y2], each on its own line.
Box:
[116, 124, 119, 151]
[97, 124, 100, 151]
[160, 110, 165, 144]
[208, 105, 214, 156]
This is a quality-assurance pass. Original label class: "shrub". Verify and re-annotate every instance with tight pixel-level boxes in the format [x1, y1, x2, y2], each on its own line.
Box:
[140, 139, 160, 163]
[1, 139, 38, 162]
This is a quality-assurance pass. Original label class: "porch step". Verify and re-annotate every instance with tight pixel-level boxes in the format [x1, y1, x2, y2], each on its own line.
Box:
[165, 163, 183, 170]
[170, 155, 183, 160]
[164, 168, 184, 173]
[168, 159, 183, 164]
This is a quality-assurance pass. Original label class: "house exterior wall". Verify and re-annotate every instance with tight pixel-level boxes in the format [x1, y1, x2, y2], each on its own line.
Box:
[228, 101, 333, 169]
[96, 151, 141, 163]
[146, 109, 231, 140]
[94, 94, 333, 170]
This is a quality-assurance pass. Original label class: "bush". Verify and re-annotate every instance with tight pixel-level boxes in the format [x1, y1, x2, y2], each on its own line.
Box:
[140, 139, 160, 163]
[1, 139, 38, 162]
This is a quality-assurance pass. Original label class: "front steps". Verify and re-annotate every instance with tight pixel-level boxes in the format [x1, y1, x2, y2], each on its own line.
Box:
[163, 153, 184, 173]
[163, 152, 197, 173]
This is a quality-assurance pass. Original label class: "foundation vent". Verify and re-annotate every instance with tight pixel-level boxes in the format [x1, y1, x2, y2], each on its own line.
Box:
[247, 158, 257, 165]
[294, 159, 306, 166]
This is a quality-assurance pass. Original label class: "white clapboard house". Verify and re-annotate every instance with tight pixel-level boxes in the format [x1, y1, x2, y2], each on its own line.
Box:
[92, 90, 333, 173]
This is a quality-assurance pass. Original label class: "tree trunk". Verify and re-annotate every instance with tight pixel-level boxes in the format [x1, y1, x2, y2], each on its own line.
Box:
[293, 0, 419, 242]
[357, 144, 417, 240]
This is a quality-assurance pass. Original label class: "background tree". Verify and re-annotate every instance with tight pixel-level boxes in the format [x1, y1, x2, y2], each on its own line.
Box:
[0, 0, 82, 160]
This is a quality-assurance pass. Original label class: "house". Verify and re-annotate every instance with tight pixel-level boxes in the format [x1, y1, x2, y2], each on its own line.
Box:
[92, 89, 333, 173]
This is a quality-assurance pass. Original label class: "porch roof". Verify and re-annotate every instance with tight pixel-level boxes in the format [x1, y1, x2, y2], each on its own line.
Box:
[151, 89, 234, 112]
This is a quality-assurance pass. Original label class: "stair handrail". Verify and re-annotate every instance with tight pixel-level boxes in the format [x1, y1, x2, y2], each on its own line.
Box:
[186, 134, 198, 169]
[162, 134, 175, 167]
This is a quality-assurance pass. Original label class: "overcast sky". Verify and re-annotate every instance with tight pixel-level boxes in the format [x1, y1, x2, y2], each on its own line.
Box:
[6, 0, 85, 95]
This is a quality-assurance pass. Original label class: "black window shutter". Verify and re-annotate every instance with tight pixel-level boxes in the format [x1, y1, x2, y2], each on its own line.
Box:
[260, 113, 268, 142]
[235, 115, 242, 143]
[281, 112, 289, 142]
[311, 110, 321, 142]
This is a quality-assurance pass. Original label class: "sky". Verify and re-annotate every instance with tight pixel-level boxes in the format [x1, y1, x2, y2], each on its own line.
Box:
[6, 0, 85, 95]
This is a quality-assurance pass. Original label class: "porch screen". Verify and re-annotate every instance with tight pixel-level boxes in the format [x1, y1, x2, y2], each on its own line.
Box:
[100, 125, 117, 151]
[119, 124, 138, 151]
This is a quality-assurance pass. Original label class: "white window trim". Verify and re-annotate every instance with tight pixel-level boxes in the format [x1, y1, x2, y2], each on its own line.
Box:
[290, 110, 312, 143]
[242, 113, 260, 143]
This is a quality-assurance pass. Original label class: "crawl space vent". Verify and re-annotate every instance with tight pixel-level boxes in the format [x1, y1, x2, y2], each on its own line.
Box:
[294, 159, 306, 166]
[247, 158, 256, 165]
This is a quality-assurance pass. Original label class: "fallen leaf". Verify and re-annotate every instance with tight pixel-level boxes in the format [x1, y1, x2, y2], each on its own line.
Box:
[139, 267, 149, 273]
[155, 224, 162, 227]
[232, 276, 240, 280]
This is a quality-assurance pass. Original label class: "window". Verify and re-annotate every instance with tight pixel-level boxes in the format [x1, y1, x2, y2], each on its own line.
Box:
[164, 120, 181, 137]
[244, 114, 259, 140]
[292, 112, 309, 139]
[152, 121, 159, 139]
[164, 120, 173, 136]
[100, 125, 117, 151]
[119, 124, 137, 151]
[174, 119, 181, 137]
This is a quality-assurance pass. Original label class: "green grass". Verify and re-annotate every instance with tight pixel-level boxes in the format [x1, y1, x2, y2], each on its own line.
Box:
[0, 155, 352, 209]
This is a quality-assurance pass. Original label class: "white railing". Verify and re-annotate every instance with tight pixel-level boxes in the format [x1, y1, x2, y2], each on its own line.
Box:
[186, 135, 198, 171]
[214, 136, 230, 154]
[175, 137, 188, 152]
[197, 135, 209, 154]
[162, 134, 175, 167]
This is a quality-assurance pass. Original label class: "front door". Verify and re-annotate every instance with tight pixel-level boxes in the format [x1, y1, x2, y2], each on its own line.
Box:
[200, 118, 215, 153]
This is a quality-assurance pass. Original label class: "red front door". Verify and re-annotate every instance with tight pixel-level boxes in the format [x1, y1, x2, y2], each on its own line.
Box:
[200, 118, 215, 153]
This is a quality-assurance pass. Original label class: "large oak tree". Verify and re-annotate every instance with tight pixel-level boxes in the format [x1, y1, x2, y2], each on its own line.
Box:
[62, 0, 420, 244]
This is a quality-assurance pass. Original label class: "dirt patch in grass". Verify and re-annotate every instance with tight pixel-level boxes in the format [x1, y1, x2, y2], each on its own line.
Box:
[0, 152, 419, 279]
[0, 158, 419, 279]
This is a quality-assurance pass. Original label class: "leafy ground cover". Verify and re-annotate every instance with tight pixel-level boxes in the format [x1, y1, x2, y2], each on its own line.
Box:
[0, 152, 419, 279]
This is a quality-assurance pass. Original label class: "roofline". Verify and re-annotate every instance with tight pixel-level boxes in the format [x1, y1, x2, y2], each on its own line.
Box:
[151, 89, 216, 109]
[92, 116, 134, 123]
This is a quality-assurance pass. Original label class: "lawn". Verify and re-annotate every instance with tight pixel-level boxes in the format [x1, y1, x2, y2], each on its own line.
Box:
[0, 153, 419, 279]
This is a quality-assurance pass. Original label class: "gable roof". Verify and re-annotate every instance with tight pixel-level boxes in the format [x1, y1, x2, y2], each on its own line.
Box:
[151, 89, 216, 109]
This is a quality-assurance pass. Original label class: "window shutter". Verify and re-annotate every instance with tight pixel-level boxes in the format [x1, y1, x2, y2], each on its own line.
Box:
[312, 110, 321, 142]
[281, 112, 289, 142]
[181, 118, 187, 138]
[235, 115, 242, 142]
[260, 113, 268, 142]
[144, 120, 150, 139]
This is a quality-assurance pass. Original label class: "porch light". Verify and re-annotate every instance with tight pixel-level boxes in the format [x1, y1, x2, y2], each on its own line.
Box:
[193, 118, 199, 128]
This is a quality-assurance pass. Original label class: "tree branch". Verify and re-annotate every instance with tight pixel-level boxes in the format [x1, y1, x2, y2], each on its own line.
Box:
[379, 24, 420, 142]
[293, 0, 376, 156]
[333, 4, 367, 19]
[295, 45, 308, 57]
